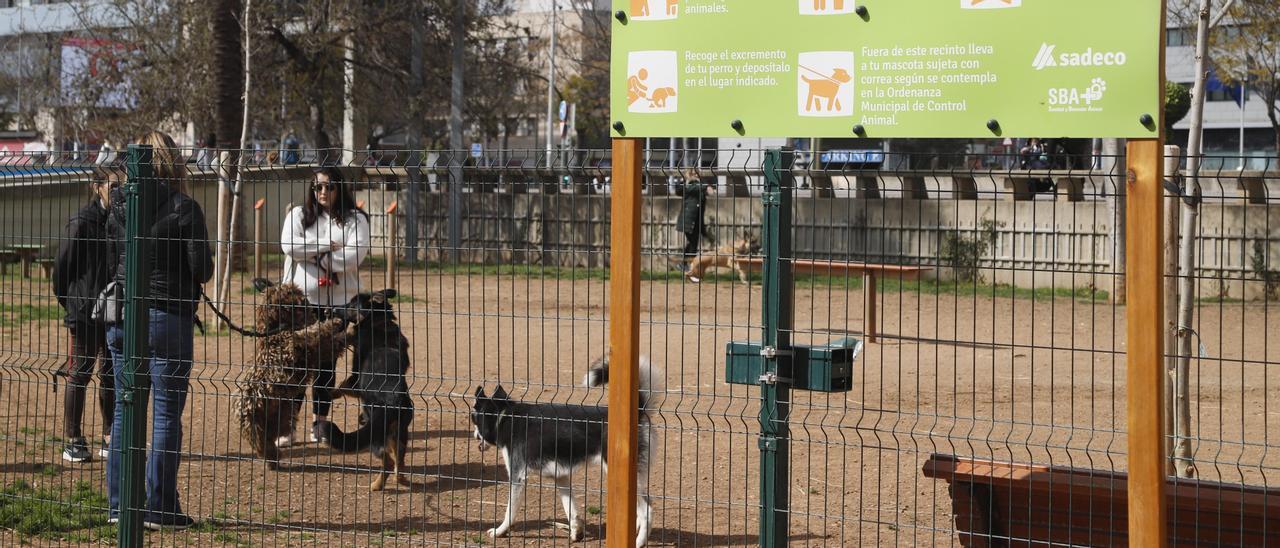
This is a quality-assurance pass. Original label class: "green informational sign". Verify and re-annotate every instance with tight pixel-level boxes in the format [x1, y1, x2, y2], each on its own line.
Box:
[610, 0, 1162, 138]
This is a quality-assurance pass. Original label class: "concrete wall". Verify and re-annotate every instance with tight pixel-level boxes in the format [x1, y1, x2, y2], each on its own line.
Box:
[4, 175, 1278, 300]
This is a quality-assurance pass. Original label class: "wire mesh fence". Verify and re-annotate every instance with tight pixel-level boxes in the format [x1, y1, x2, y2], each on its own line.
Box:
[0, 144, 1276, 545]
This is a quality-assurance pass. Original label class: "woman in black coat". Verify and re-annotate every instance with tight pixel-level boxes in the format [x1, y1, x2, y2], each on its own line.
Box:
[52, 167, 121, 463]
[676, 168, 715, 272]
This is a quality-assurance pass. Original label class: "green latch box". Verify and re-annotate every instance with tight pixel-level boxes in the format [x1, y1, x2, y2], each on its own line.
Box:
[725, 338, 860, 393]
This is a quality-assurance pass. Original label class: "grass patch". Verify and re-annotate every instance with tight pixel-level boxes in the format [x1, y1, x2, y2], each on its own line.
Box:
[17, 426, 44, 436]
[190, 520, 218, 533]
[213, 531, 250, 546]
[0, 480, 109, 539]
[0, 303, 62, 327]
[586, 505, 602, 516]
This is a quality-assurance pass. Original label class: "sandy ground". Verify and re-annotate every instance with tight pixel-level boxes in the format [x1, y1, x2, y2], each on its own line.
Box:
[1, 268, 1279, 546]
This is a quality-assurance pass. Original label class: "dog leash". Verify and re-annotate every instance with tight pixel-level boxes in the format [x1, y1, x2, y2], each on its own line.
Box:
[199, 290, 311, 338]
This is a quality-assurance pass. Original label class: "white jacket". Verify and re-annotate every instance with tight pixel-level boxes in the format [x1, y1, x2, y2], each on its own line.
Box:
[280, 206, 371, 307]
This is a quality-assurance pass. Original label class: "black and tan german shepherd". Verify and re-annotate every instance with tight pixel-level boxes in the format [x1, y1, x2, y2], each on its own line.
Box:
[323, 289, 414, 491]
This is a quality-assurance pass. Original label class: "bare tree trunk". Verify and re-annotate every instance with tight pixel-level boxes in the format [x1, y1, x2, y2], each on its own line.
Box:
[1104, 138, 1126, 303]
[219, 0, 253, 309]
[1163, 146, 1182, 474]
[212, 0, 244, 327]
[1171, 0, 1214, 480]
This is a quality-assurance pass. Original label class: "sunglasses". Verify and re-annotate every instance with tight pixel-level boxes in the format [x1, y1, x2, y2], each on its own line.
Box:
[312, 183, 339, 193]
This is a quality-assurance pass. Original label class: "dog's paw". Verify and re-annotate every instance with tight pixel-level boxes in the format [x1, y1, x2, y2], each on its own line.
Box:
[569, 524, 584, 542]
[487, 526, 509, 539]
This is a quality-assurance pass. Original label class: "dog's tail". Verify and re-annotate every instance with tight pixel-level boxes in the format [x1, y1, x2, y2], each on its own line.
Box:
[322, 410, 388, 453]
[583, 354, 664, 412]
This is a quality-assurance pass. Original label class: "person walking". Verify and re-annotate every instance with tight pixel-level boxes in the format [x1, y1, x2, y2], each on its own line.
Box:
[277, 165, 370, 446]
[104, 131, 214, 530]
[676, 168, 715, 281]
[52, 166, 121, 462]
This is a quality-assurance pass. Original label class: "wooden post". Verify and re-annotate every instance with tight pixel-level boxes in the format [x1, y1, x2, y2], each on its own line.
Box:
[386, 201, 399, 290]
[253, 198, 265, 280]
[1126, 138, 1167, 548]
[608, 138, 641, 548]
[1127, 4, 1169, 544]
[863, 271, 877, 344]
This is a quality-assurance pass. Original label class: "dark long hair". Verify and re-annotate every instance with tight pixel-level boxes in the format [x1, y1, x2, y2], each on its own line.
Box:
[300, 166, 366, 229]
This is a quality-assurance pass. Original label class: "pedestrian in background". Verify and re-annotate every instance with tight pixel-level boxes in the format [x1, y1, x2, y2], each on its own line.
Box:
[676, 168, 714, 276]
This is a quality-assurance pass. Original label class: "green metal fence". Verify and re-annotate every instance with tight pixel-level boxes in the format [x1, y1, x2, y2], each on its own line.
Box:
[0, 144, 1277, 546]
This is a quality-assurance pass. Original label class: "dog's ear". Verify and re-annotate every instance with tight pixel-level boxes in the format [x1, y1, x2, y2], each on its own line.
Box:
[379, 289, 398, 301]
[475, 385, 486, 399]
[493, 385, 509, 400]
[252, 278, 274, 293]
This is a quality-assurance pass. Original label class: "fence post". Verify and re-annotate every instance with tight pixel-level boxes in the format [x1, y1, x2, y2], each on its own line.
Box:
[386, 201, 399, 290]
[758, 148, 793, 547]
[253, 198, 265, 280]
[1126, 138, 1168, 547]
[607, 137, 642, 548]
[119, 144, 158, 548]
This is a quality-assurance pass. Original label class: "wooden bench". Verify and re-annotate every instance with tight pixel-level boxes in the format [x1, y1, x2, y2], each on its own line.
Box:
[35, 257, 55, 278]
[738, 258, 930, 343]
[923, 454, 1280, 547]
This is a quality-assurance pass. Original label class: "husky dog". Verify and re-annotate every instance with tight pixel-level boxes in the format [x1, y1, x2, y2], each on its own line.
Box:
[470, 356, 659, 546]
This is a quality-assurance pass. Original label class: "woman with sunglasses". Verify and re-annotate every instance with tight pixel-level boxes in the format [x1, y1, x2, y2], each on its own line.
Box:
[278, 166, 370, 446]
[52, 166, 121, 463]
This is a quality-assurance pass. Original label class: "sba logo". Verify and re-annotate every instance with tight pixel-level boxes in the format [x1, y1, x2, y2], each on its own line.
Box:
[963, 0, 1021, 8]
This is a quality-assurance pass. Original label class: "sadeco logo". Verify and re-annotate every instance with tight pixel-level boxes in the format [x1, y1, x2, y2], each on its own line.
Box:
[1032, 43, 1129, 71]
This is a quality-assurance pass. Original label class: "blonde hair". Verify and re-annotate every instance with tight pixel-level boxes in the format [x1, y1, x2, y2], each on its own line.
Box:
[136, 131, 187, 194]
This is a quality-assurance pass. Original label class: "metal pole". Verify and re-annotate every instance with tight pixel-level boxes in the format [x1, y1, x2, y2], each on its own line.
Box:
[546, 1, 557, 158]
[448, 0, 465, 263]
[606, 138, 642, 548]
[119, 144, 159, 548]
[759, 148, 793, 547]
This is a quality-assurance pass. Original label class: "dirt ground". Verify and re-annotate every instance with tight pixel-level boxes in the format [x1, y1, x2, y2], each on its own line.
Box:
[2, 267, 1279, 546]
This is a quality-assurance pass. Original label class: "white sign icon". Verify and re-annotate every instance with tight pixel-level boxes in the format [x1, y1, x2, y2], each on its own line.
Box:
[627, 51, 679, 114]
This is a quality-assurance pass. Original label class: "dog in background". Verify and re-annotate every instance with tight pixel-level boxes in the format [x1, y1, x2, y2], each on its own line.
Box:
[323, 289, 414, 491]
[685, 231, 762, 284]
[235, 278, 357, 469]
[471, 356, 660, 545]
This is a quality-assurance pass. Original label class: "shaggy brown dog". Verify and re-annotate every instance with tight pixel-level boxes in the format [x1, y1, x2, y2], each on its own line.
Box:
[685, 232, 762, 284]
[235, 278, 358, 469]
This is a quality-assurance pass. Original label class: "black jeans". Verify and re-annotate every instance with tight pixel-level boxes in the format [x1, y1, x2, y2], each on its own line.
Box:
[62, 323, 114, 440]
[683, 230, 701, 261]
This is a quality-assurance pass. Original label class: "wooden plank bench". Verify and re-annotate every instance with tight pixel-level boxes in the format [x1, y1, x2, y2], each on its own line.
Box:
[923, 454, 1280, 547]
[738, 258, 930, 343]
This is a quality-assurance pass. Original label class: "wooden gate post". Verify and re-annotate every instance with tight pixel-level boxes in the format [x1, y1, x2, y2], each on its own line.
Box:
[608, 138, 642, 548]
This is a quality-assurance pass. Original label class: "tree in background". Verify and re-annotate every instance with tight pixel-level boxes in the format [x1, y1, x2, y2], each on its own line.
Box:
[1166, 81, 1192, 134]
[1209, 2, 1280, 163]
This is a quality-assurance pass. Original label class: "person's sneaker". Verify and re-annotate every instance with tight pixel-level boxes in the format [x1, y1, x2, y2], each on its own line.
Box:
[274, 434, 294, 448]
[62, 438, 91, 463]
[688, 275, 701, 284]
[143, 513, 194, 531]
[107, 516, 118, 525]
[310, 420, 327, 443]
[98, 436, 110, 459]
